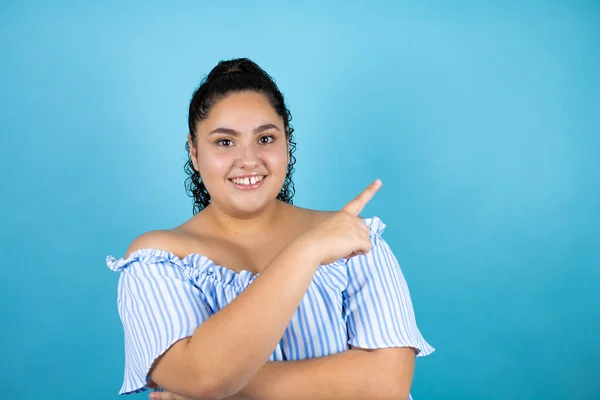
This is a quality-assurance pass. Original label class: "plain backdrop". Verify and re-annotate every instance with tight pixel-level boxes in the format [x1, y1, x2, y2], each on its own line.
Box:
[1, 1, 598, 399]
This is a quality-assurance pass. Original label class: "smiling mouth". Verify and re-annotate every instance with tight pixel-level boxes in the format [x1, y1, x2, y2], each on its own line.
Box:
[228, 175, 267, 189]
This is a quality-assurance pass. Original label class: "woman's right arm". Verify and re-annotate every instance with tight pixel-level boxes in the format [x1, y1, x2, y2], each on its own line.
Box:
[147, 234, 321, 399]
[139, 180, 381, 400]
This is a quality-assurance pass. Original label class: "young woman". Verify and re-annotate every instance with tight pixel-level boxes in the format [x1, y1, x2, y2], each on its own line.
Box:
[107, 58, 434, 400]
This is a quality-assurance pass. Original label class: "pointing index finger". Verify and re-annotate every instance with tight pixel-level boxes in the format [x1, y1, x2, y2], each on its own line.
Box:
[342, 179, 382, 216]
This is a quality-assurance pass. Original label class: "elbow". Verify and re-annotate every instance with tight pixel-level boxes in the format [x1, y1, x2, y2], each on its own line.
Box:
[367, 373, 411, 400]
[387, 386, 411, 400]
[379, 376, 412, 400]
[148, 338, 244, 399]
[373, 367, 413, 400]
[157, 340, 251, 399]
[379, 375, 412, 400]
[190, 385, 223, 400]
[172, 381, 229, 400]
[152, 364, 235, 399]
[157, 381, 222, 400]
[375, 383, 410, 400]
[185, 367, 246, 400]
[193, 384, 236, 400]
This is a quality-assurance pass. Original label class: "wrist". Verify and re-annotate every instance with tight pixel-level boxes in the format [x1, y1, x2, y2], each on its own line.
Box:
[290, 233, 321, 267]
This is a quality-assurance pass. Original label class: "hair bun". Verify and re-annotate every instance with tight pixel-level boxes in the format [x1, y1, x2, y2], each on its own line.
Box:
[224, 67, 242, 74]
[206, 58, 253, 81]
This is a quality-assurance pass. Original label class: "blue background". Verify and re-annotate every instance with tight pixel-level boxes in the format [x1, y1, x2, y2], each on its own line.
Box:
[1, 1, 598, 399]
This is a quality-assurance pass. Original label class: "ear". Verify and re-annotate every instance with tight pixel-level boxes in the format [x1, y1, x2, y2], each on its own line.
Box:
[188, 134, 199, 171]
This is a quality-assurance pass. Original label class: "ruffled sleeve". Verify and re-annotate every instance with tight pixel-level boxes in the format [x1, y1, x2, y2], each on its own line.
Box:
[106, 249, 214, 394]
[343, 217, 435, 357]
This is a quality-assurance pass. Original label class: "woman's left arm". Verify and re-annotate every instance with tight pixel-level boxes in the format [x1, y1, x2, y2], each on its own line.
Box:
[151, 346, 414, 400]
[244, 224, 434, 400]
[240, 345, 415, 400]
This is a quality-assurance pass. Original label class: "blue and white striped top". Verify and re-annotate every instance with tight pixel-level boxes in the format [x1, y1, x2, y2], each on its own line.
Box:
[106, 216, 434, 396]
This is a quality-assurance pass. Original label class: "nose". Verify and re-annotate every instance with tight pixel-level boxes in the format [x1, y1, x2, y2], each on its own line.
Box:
[235, 142, 260, 169]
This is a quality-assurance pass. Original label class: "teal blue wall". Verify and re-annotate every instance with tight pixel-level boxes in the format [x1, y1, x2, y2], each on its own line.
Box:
[1, 1, 598, 399]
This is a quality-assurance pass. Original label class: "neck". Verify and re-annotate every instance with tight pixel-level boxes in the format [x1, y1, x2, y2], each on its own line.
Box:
[203, 200, 284, 237]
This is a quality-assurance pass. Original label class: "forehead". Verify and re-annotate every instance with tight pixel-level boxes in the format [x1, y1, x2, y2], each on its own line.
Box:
[199, 91, 283, 132]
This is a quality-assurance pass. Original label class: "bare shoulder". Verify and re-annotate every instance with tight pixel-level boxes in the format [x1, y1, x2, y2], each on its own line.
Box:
[124, 229, 191, 258]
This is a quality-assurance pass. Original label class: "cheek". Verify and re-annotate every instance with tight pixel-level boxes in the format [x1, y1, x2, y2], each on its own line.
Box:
[198, 152, 233, 176]
[262, 148, 288, 174]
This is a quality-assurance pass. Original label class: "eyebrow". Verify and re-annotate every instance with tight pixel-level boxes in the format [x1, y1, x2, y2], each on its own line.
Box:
[208, 124, 280, 136]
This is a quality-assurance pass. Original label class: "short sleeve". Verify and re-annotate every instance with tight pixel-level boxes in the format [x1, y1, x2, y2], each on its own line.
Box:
[106, 250, 214, 394]
[342, 218, 434, 357]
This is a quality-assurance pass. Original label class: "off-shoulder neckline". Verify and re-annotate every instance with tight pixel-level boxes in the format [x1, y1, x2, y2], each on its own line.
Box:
[106, 216, 386, 279]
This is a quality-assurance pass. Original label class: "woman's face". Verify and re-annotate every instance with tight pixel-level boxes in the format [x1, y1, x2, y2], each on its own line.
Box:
[189, 91, 289, 216]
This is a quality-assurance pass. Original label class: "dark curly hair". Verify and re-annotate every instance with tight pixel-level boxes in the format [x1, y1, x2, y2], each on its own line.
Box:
[184, 58, 297, 214]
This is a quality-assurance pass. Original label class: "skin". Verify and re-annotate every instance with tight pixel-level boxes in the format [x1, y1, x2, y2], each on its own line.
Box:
[125, 91, 416, 400]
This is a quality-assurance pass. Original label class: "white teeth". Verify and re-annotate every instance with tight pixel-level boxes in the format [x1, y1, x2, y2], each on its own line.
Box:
[231, 176, 264, 186]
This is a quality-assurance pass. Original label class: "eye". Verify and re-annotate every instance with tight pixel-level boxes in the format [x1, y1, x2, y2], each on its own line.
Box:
[216, 138, 233, 147]
[259, 135, 274, 144]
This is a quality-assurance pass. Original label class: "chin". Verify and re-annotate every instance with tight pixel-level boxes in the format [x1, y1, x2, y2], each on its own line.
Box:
[229, 196, 274, 215]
